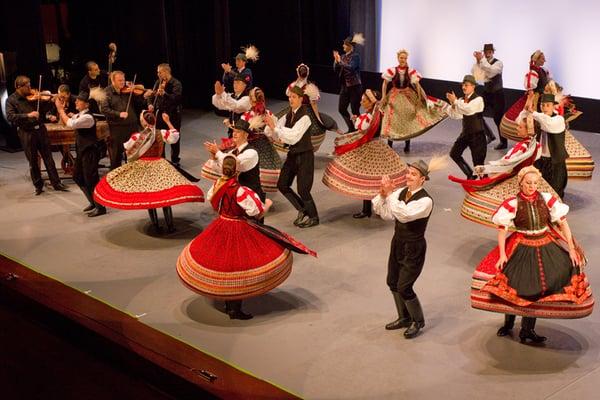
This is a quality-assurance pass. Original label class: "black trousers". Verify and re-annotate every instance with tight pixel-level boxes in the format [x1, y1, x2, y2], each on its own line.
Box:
[73, 144, 101, 204]
[17, 127, 61, 189]
[277, 150, 317, 218]
[450, 130, 487, 176]
[535, 157, 568, 198]
[339, 84, 363, 132]
[157, 112, 182, 163]
[483, 90, 506, 144]
[108, 124, 135, 170]
[387, 235, 427, 301]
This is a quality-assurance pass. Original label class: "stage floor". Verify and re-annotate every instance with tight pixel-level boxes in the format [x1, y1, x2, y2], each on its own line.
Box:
[1, 94, 599, 399]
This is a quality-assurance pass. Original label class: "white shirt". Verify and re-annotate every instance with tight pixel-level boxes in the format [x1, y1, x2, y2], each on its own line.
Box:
[66, 109, 94, 129]
[206, 184, 264, 217]
[475, 57, 503, 82]
[531, 111, 566, 157]
[123, 128, 179, 151]
[265, 106, 311, 145]
[211, 92, 251, 114]
[215, 142, 259, 173]
[372, 186, 433, 223]
[446, 93, 484, 120]
[354, 111, 373, 130]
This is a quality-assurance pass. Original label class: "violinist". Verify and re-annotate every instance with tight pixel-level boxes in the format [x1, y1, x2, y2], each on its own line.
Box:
[144, 63, 183, 165]
[99, 70, 142, 169]
[46, 84, 77, 122]
[6, 75, 68, 195]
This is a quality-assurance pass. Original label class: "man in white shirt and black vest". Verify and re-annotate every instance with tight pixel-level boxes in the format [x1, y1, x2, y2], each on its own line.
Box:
[473, 43, 507, 149]
[530, 93, 568, 198]
[372, 160, 435, 339]
[446, 75, 487, 179]
[204, 118, 265, 203]
[55, 92, 106, 217]
[212, 74, 251, 138]
[265, 86, 319, 228]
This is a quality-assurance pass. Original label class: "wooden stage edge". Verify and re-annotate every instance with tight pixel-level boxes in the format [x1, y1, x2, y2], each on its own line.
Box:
[0, 253, 300, 400]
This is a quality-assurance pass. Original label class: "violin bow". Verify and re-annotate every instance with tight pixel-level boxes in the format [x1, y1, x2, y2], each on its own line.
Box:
[151, 79, 160, 110]
[36, 74, 42, 113]
[125, 73, 137, 115]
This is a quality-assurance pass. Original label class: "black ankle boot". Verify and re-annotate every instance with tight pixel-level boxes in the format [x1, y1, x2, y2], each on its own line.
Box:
[403, 296, 425, 339]
[163, 206, 175, 233]
[147, 209, 161, 232]
[497, 314, 515, 336]
[519, 317, 546, 344]
[403, 140, 411, 153]
[353, 200, 372, 219]
[385, 292, 411, 330]
[225, 300, 253, 320]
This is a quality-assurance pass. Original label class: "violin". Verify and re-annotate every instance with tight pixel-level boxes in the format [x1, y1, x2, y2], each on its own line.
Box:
[121, 82, 146, 95]
[26, 89, 56, 102]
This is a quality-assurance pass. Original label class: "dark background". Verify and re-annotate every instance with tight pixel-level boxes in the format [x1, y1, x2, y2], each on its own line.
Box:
[0, 0, 598, 133]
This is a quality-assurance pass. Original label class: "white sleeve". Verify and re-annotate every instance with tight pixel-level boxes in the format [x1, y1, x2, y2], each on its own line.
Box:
[479, 58, 503, 78]
[492, 197, 517, 229]
[524, 70, 539, 91]
[275, 115, 311, 145]
[236, 186, 264, 216]
[123, 133, 140, 151]
[372, 188, 433, 223]
[161, 129, 179, 144]
[354, 113, 372, 130]
[263, 114, 280, 138]
[66, 113, 95, 129]
[206, 183, 216, 201]
[541, 192, 569, 222]
[212, 92, 251, 113]
[531, 112, 566, 133]
[408, 68, 422, 85]
[372, 190, 401, 221]
[453, 96, 484, 116]
[237, 148, 259, 172]
[382, 66, 396, 82]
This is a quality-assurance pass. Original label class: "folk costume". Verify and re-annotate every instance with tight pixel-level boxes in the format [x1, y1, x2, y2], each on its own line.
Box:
[499, 53, 593, 179]
[372, 159, 436, 339]
[323, 89, 407, 218]
[446, 75, 487, 179]
[334, 34, 364, 132]
[380, 61, 446, 144]
[212, 74, 251, 138]
[471, 173, 593, 342]
[94, 112, 204, 232]
[472, 43, 506, 148]
[176, 170, 316, 319]
[275, 65, 338, 153]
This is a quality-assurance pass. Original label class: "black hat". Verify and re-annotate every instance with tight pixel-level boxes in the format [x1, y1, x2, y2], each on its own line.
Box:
[233, 72, 251, 85]
[232, 118, 252, 134]
[462, 74, 477, 86]
[76, 92, 90, 102]
[540, 93, 558, 104]
[483, 43, 495, 52]
[408, 160, 430, 180]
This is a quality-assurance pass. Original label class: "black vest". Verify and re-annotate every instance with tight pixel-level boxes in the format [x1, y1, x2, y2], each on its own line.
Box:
[75, 110, 97, 152]
[286, 105, 313, 154]
[483, 58, 503, 93]
[543, 115, 568, 164]
[236, 145, 265, 200]
[534, 67, 548, 94]
[393, 187, 433, 241]
[462, 93, 484, 134]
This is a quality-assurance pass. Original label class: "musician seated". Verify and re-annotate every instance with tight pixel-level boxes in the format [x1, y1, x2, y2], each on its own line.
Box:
[46, 84, 77, 122]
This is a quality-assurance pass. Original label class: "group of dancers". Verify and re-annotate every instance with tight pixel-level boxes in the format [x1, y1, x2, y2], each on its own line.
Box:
[5, 35, 594, 339]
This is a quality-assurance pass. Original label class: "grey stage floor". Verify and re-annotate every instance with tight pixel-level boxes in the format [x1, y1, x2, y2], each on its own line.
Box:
[1, 93, 599, 399]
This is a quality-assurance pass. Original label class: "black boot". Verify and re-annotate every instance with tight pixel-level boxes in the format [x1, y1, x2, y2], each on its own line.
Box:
[403, 296, 425, 339]
[353, 200, 372, 219]
[403, 140, 411, 153]
[455, 158, 474, 179]
[496, 314, 515, 337]
[519, 317, 547, 344]
[163, 206, 175, 233]
[494, 136, 508, 150]
[293, 210, 307, 226]
[298, 200, 319, 228]
[147, 209, 162, 232]
[88, 205, 106, 217]
[385, 292, 411, 330]
[79, 186, 95, 212]
[225, 300, 253, 320]
[387, 140, 393, 148]
[484, 122, 496, 144]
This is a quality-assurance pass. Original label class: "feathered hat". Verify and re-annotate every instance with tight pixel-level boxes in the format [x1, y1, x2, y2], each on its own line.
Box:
[236, 45, 260, 62]
[344, 32, 365, 46]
